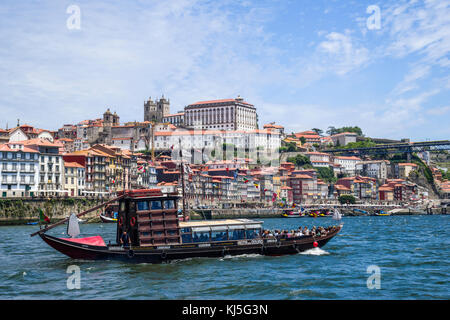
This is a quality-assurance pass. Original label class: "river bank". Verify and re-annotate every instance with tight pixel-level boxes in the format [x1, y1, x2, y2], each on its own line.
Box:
[0, 198, 106, 226]
[0, 197, 447, 226]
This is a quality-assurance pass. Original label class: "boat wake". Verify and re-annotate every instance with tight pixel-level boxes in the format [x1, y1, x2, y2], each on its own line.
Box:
[299, 247, 329, 256]
[221, 253, 262, 260]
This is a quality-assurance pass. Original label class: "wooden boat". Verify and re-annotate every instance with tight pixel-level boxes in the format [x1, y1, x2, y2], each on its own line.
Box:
[281, 209, 304, 218]
[31, 189, 342, 263]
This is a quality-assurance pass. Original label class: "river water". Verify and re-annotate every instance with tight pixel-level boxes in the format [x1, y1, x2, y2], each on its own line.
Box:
[0, 215, 448, 299]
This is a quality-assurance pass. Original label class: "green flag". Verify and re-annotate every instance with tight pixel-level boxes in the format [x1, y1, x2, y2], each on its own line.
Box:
[39, 208, 50, 224]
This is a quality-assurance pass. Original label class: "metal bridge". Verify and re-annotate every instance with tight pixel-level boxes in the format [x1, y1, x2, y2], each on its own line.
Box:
[322, 140, 450, 156]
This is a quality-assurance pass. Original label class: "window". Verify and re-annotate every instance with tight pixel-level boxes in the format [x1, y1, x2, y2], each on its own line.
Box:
[150, 201, 162, 210]
[211, 231, 227, 241]
[193, 231, 210, 243]
[229, 229, 245, 240]
[137, 201, 149, 211]
[246, 229, 260, 239]
[163, 200, 175, 209]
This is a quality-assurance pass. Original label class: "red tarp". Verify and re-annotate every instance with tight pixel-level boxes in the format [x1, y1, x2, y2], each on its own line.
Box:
[61, 236, 107, 247]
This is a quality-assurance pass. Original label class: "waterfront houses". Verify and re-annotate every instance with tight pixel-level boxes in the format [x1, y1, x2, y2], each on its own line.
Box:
[63, 149, 108, 197]
[63, 161, 85, 197]
[336, 176, 377, 200]
[22, 138, 64, 197]
[0, 142, 39, 197]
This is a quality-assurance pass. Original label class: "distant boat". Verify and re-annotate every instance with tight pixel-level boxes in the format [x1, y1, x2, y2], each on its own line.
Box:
[374, 209, 391, 216]
[353, 208, 369, 215]
[281, 209, 304, 218]
[26, 222, 38, 225]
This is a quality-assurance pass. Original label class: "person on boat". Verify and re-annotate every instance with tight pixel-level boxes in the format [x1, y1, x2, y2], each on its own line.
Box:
[120, 230, 131, 248]
[303, 226, 309, 235]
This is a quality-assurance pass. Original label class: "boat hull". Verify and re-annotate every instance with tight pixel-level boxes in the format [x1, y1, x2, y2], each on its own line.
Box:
[39, 226, 341, 263]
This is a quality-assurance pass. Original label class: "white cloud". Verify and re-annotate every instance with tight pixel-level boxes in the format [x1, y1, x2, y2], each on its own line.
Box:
[426, 106, 450, 115]
[317, 31, 370, 75]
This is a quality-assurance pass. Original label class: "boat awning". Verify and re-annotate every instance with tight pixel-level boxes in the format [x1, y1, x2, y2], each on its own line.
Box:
[60, 236, 107, 247]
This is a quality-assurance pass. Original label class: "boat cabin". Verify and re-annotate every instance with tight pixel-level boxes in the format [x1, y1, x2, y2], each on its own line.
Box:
[116, 189, 181, 246]
[178, 219, 263, 243]
[116, 189, 263, 247]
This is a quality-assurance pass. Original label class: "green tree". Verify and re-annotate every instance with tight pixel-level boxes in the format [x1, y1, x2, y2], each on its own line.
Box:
[287, 154, 311, 167]
[315, 167, 337, 183]
[338, 195, 356, 204]
[326, 126, 338, 136]
[311, 128, 323, 136]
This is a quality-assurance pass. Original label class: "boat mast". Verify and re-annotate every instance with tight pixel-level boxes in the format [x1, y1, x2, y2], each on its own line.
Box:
[180, 161, 187, 218]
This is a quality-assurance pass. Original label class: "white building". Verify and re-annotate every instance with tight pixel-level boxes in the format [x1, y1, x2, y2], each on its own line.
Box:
[184, 96, 258, 131]
[0, 143, 39, 197]
[306, 152, 332, 168]
[21, 138, 64, 196]
[152, 128, 280, 165]
[333, 156, 362, 176]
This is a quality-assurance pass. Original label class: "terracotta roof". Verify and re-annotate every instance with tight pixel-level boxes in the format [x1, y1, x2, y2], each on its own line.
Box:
[334, 184, 351, 191]
[64, 161, 84, 168]
[334, 156, 361, 161]
[20, 138, 60, 148]
[188, 98, 253, 107]
[0, 143, 38, 153]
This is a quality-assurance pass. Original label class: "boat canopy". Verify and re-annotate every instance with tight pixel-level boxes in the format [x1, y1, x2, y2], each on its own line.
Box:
[180, 219, 263, 232]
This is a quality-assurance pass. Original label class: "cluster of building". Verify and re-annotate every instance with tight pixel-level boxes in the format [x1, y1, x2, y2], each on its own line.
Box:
[0, 94, 445, 203]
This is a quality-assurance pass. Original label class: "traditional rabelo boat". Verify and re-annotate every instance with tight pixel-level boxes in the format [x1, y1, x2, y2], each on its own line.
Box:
[31, 188, 342, 263]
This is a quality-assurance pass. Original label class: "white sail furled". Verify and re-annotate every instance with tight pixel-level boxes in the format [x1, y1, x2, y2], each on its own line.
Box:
[333, 208, 342, 220]
[67, 213, 80, 238]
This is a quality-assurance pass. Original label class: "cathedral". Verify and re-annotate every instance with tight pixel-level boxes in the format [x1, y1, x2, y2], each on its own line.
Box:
[144, 96, 170, 123]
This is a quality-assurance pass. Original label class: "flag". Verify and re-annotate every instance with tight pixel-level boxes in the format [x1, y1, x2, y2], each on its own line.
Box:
[39, 208, 50, 224]
[253, 183, 259, 188]
[272, 192, 277, 202]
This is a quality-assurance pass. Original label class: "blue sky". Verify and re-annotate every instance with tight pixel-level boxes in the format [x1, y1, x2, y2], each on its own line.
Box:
[0, 0, 449, 141]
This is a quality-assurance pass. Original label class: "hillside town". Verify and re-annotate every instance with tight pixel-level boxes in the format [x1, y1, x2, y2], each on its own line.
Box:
[0, 95, 449, 209]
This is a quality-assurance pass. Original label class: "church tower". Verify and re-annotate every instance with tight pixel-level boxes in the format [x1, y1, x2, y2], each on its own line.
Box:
[144, 95, 170, 122]
[144, 97, 157, 122]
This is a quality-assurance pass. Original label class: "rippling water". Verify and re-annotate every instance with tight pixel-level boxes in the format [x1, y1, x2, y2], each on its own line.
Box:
[0, 215, 448, 299]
